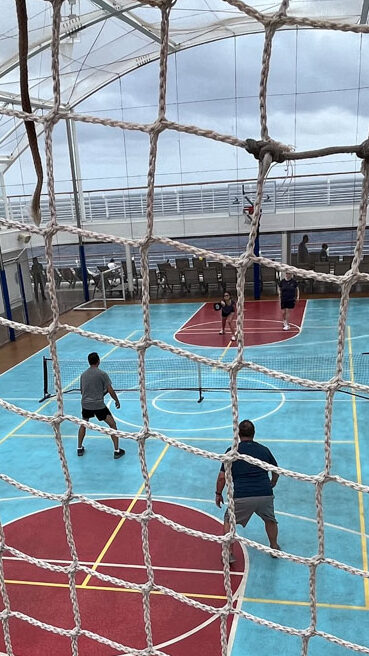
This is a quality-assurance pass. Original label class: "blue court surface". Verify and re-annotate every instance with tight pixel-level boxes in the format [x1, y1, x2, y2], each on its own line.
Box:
[1, 298, 369, 655]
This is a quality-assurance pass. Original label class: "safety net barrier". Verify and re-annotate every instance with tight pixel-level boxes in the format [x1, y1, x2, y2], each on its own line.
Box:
[1, 2, 369, 656]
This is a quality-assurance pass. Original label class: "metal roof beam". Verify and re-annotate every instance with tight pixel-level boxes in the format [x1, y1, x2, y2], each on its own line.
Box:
[360, 0, 369, 24]
[0, 9, 109, 80]
[0, 91, 62, 110]
[91, 0, 178, 51]
[1, 122, 47, 174]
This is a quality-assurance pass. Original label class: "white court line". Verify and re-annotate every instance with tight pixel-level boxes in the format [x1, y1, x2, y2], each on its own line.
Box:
[5, 396, 367, 404]
[1, 398, 46, 402]
[264, 332, 369, 350]
[173, 302, 206, 346]
[2, 435, 354, 444]
[181, 329, 300, 334]
[3, 494, 365, 540]
[178, 319, 299, 333]
[2, 555, 243, 576]
[276, 510, 369, 539]
[112, 391, 285, 431]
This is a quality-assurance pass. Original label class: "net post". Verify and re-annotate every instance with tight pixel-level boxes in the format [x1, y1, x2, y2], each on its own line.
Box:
[197, 361, 204, 403]
[39, 356, 51, 402]
[101, 270, 107, 310]
[125, 243, 134, 297]
[120, 262, 126, 301]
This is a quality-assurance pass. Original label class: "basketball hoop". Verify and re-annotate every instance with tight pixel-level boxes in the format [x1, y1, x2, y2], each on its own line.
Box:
[243, 205, 254, 224]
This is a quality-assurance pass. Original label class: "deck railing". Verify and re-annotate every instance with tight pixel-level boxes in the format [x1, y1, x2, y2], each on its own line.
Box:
[1, 173, 363, 226]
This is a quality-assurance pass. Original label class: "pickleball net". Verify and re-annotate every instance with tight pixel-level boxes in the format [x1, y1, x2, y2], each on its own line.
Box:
[41, 354, 369, 403]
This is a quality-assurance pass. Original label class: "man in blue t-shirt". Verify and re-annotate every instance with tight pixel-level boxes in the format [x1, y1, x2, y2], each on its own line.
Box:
[215, 419, 279, 563]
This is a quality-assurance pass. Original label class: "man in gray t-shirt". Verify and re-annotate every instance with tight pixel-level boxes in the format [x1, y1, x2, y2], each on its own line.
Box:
[77, 352, 125, 460]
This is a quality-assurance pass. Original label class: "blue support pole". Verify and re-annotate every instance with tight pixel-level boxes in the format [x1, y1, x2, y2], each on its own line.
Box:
[79, 243, 89, 302]
[17, 261, 30, 325]
[0, 267, 15, 341]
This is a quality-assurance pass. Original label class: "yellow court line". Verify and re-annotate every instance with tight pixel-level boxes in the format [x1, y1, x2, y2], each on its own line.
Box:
[348, 326, 369, 607]
[242, 597, 367, 611]
[80, 442, 170, 588]
[0, 332, 138, 447]
[4, 578, 368, 611]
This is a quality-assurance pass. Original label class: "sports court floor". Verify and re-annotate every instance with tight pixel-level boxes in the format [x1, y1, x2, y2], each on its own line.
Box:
[1, 298, 369, 655]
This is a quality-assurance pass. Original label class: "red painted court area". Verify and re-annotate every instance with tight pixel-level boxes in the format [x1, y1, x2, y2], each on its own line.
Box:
[175, 300, 307, 347]
[1, 500, 246, 656]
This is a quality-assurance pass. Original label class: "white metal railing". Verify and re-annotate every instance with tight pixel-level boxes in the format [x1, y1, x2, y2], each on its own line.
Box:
[1, 174, 363, 226]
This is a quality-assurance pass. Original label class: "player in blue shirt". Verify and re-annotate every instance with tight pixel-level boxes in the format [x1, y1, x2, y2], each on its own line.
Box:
[215, 419, 280, 563]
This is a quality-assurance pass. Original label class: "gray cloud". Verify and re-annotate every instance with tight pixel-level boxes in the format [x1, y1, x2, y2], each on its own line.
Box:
[3, 23, 368, 193]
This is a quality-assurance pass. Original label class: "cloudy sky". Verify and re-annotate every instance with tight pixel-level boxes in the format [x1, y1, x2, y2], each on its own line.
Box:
[1, 6, 368, 196]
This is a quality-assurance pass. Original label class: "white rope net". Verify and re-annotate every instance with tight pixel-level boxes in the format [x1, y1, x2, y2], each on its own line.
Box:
[1, 1, 369, 655]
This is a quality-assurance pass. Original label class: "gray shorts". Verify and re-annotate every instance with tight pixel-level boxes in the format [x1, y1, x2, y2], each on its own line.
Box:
[224, 495, 277, 527]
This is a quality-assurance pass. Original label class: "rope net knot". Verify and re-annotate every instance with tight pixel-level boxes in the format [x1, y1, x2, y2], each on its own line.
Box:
[245, 137, 290, 163]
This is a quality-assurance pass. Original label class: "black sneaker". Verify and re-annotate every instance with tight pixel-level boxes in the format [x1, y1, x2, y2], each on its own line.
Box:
[77, 447, 85, 457]
[270, 544, 281, 558]
[114, 448, 125, 460]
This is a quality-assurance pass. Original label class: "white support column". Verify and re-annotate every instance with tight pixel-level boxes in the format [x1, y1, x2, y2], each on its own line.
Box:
[281, 232, 291, 265]
[69, 116, 87, 226]
[125, 243, 134, 295]
[66, 117, 89, 302]
[0, 171, 11, 221]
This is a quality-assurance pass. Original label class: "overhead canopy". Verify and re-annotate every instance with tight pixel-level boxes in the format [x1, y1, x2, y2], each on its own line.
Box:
[0, 0, 368, 170]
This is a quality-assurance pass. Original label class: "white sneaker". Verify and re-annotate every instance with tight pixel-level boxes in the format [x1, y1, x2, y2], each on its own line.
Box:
[283, 323, 289, 331]
[219, 330, 224, 335]
[231, 335, 236, 341]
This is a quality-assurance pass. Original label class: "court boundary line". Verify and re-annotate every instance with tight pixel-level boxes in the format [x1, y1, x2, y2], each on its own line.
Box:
[4, 497, 368, 541]
[5, 434, 355, 443]
[2, 555, 245, 576]
[172, 301, 206, 348]
[2, 579, 366, 611]
[348, 325, 369, 608]
[173, 300, 307, 350]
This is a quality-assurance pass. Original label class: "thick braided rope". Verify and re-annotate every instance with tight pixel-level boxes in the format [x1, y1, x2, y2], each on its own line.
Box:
[1, 1, 369, 655]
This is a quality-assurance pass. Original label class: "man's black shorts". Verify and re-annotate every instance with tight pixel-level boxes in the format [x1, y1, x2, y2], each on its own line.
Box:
[281, 300, 295, 310]
[82, 406, 111, 421]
